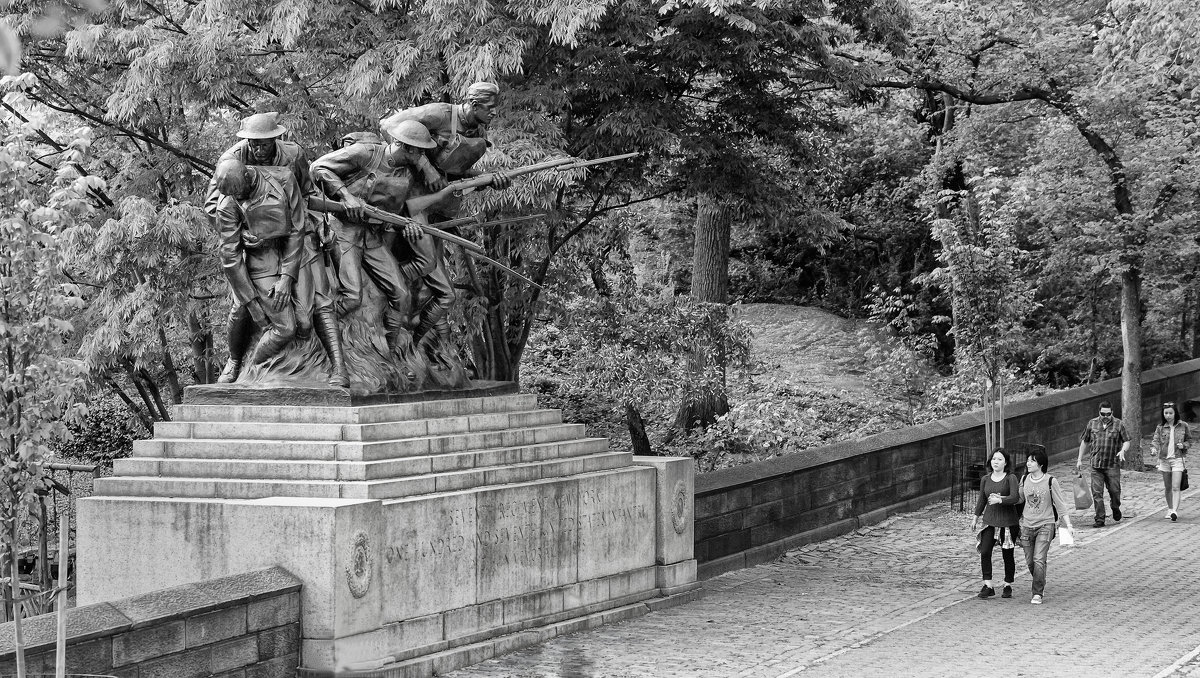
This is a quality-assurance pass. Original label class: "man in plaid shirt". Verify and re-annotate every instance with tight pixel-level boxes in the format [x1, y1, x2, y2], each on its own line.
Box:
[1077, 401, 1131, 528]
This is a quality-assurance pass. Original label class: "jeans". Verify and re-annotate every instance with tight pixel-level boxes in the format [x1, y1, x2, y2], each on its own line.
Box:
[979, 525, 1020, 582]
[1090, 466, 1121, 522]
[1019, 523, 1055, 596]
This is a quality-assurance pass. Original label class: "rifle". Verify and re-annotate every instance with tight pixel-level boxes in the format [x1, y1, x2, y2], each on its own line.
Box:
[405, 152, 640, 216]
[361, 205, 544, 290]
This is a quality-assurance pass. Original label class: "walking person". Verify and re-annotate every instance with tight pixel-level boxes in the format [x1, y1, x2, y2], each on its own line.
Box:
[1018, 449, 1074, 605]
[1151, 402, 1189, 521]
[970, 449, 1022, 599]
[1076, 401, 1130, 527]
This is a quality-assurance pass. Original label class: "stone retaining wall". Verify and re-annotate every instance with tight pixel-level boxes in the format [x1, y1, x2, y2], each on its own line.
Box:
[695, 358, 1200, 579]
[0, 566, 300, 677]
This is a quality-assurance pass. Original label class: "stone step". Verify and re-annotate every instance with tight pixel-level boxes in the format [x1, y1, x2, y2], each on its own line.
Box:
[132, 423, 588, 462]
[153, 409, 563, 443]
[113, 438, 611, 482]
[170, 394, 538, 425]
[94, 451, 633, 501]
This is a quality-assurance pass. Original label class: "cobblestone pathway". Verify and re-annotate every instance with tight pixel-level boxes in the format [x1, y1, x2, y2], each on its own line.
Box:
[447, 460, 1200, 678]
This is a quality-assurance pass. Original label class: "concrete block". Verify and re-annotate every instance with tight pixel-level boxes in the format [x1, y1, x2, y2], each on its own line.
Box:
[381, 613, 443, 653]
[186, 605, 247, 648]
[137, 645, 210, 678]
[113, 620, 185, 666]
[210, 635, 259, 672]
[655, 560, 697, 589]
[257, 622, 301, 659]
[80, 497, 383, 641]
[382, 492, 479, 621]
[247, 592, 300, 632]
[245, 654, 298, 678]
[635, 456, 696, 567]
[430, 640, 495, 676]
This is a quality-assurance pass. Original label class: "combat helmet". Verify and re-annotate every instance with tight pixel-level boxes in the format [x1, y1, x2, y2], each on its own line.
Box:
[236, 112, 287, 139]
[380, 118, 437, 149]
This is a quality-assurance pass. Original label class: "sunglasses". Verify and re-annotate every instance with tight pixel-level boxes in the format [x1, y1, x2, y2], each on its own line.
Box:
[1163, 402, 1176, 408]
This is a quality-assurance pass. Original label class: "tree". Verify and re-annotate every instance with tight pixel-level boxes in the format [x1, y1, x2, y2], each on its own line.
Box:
[837, 0, 1200, 460]
[0, 96, 90, 676]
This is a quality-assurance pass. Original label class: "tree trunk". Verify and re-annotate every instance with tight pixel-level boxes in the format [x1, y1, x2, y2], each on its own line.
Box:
[689, 195, 732, 303]
[625, 403, 654, 456]
[1121, 268, 1144, 471]
[674, 196, 734, 432]
[1193, 273, 1200, 358]
[188, 311, 215, 385]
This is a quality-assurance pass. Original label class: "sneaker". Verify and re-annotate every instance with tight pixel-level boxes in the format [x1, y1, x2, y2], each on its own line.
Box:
[1165, 511, 1174, 519]
[1093, 520, 1105, 528]
[1001, 585, 1012, 599]
[1031, 595, 1042, 605]
[1171, 512, 1178, 522]
[977, 585, 995, 599]
[1112, 507, 1122, 522]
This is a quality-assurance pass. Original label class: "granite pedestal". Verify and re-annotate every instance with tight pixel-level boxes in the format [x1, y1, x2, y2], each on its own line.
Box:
[78, 383, 698, 675]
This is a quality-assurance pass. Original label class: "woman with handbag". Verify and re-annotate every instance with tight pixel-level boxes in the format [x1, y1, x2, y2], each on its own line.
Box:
[1018, 448, 1074, 605]
[1151, 402, 1189, 522]
[970, 449, 1022, 600]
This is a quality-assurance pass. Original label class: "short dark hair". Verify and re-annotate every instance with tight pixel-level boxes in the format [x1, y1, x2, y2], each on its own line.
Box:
[1028, 448, 1049, 473]
[1099, 401, 1112, 411]
[987, 448, 1011, 473]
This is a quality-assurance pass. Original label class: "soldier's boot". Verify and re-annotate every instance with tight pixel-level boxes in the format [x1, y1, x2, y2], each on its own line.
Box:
[247, 329, 291, 367]
[217, 305, 255, 384]
[216, 359, 242, 384]
[382, 311, 418, 382]
[315, 308, 350, 389]
[412, 305, 449, 350]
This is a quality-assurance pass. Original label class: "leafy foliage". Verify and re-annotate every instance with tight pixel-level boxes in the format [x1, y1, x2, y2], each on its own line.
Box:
[0, 101, 89, 532]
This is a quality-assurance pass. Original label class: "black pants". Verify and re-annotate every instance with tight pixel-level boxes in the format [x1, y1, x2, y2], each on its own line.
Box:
[980, 525, 1020, 582]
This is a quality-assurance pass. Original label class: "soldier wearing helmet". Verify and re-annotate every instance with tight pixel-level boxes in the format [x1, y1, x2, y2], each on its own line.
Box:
[378, 81, 510, 198]
[207, 112, 349, 387]
[376, 83, 512, 351]
[309, 117, 439, 356]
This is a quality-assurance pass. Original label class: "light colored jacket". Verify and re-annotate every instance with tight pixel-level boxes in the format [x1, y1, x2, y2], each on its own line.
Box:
[1150, 421, 1191, 459]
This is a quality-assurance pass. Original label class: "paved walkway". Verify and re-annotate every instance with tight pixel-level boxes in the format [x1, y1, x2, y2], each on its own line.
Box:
[447, 460, 1200, 678]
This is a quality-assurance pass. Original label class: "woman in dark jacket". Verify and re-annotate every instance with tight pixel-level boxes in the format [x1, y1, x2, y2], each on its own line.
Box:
[970, 449, 1022, 599]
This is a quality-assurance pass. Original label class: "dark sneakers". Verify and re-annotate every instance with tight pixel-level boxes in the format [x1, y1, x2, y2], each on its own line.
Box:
[1112, 507, 1122, 522]
[977, 585, 995, 599]
[1001, 585, 1012, 599]
[1093, 520, 1105, 528]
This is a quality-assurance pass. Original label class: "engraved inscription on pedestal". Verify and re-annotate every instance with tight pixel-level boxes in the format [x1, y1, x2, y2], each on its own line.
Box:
[382, 471, 655, 623]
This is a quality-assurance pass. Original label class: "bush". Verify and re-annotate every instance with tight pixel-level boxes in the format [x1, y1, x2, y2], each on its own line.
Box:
[56, 396, 145, 465]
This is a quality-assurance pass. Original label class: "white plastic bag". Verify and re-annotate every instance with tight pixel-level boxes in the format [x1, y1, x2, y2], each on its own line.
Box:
[1057, 526, 1075, 547]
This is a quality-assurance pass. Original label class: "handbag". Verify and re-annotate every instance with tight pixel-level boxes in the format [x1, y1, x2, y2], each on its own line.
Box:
[1182, 469, 1190, 491]
[1074, 473, 1092, 510]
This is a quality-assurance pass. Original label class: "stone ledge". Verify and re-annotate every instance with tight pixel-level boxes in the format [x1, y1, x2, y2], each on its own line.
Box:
[0, 566, 300, 657]
[183, 380, 518, 406]
[697, 360, 1200, 496]
[299, 588, 705, 677]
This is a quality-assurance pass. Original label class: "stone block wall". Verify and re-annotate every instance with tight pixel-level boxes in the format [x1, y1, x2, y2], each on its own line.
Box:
[0, 567, 301, 677]
[695, 358, 1200, 578]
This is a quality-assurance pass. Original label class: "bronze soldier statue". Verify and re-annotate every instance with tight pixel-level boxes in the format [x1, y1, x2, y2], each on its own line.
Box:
[206, 112, 348, 387]
[378, 82, 511, 347]
[212, 158, 305, 368]
[309, 118, 438, 355]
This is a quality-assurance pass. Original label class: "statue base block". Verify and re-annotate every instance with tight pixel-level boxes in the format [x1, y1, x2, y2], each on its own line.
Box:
[78, 391, 697, 676]
[182, 379, 519, 406]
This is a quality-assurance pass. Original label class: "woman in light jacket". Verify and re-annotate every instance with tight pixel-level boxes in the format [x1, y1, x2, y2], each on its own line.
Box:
[1151, 401, 1189, 521]
[1018, 448, 1073, 605]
